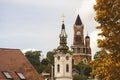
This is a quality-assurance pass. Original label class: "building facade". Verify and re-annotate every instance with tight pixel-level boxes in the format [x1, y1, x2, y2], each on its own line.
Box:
[71, 14, 91, 64]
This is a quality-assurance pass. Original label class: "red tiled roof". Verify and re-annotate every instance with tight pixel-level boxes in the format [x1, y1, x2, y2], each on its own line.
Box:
[0, 48, 42, 80]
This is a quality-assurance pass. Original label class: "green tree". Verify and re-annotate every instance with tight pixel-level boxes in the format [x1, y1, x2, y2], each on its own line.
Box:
[73, 75, 87, 80]
[73, 61, 92, 80]
[41, 58, 49, 65]
[46, 51, 56, 65]
[78, 62, 92, 77]
[25, 50, 42, 73]
[90, 0, 120, 79]
[41, 58, 51, 73]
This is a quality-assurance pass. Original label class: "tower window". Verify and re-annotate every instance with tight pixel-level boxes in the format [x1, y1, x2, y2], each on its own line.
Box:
[83, 58, 87, 64]
[66, 64, 69, 72]
[2, 71, 13, 80]
[57, 64, 60, 72]
[57, 56, 60, 60]
[66, 56, 69, 60]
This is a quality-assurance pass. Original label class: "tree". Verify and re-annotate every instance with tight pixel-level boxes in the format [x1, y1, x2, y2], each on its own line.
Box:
[46, 51, 56, 65]
[94, 0, 120, 55]
[90, 0, 120, 79]
[41, 58, 49, 65]
[73, 61, 92, 80]
[73, 75, 87, 80]
[94, 50, 107, 59]
[41, 58, 51, 73]
[25, 50, 42, 73]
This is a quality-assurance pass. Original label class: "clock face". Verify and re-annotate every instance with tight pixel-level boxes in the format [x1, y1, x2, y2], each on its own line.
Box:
[76, 31, 81, 35]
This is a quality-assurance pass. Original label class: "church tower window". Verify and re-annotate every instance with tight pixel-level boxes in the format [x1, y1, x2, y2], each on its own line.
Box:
[66, 64, 69, 72]
[66, 56, 69, 60]
[57, 56, 60, 60]
[57, 64, 60, 72]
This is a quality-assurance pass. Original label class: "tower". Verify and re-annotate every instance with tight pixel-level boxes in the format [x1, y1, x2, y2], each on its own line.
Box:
[71, 14, 91, 64]
[85, 33, 91, 54]
[54, 15, 73, 80]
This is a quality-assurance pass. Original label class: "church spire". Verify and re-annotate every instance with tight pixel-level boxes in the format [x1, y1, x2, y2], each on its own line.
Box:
[57, 15, 69, 53]
[75, 14, 82, 25]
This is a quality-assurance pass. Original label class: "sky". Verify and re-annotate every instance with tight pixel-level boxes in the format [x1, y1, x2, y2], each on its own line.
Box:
[0, 0, 100, 58]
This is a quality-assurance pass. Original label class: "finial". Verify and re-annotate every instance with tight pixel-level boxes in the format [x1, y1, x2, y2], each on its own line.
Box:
[62, 14, 65, 24]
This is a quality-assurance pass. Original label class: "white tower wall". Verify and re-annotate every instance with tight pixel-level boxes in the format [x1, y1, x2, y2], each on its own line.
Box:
[54, 53, 72, 80]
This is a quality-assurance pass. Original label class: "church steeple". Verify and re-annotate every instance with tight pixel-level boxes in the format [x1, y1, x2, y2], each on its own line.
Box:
[57, 15, 69, 53]
[75, 14, 82, 25]
[73, 14, 84, 45]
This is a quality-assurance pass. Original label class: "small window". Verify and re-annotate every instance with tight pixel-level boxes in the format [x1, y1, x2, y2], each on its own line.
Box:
[66, 64, 69, 72]
[83, 58, 87, 64]
[57, 64, 60, 72]
[57, 56, 60, 60]
[2, 71, 13, 80]
[66, 56, 69, 60]
[16, 72, 26, 80]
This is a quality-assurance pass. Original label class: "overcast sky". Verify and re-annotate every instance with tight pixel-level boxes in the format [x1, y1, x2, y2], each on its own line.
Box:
[0, 0, 100, 58]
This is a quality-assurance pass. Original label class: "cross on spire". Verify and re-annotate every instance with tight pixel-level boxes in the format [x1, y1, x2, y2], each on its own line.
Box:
[62, 14, 65, 24]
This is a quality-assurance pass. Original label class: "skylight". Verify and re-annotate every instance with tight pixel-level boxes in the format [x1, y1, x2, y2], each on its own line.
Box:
[2, 71, 13, 79]
[16, 72, 26, 80]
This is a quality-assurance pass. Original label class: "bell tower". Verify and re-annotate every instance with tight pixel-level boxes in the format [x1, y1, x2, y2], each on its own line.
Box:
[54, 15, 73, 80]
[71, 14, 91, 64]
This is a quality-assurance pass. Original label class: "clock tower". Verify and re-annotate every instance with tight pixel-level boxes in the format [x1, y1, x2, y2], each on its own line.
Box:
[71, 14, 91, 64]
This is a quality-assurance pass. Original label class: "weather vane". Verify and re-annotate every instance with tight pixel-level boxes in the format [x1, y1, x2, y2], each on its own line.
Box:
[62, 14, 65, 24]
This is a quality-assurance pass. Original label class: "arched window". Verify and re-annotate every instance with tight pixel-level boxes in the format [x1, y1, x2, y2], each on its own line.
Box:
[57, 64, 60, 72]
[83, 58, 87, 64]
[66, 64, 69, 72]
[57, 56, 60, 60]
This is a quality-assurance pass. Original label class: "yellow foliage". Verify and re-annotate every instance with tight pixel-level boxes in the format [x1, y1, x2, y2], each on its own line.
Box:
[92, 0, 120, 79]
[90, 53, 120, 80]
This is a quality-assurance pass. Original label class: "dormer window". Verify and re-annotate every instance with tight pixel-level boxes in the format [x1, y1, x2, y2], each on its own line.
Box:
[2, 71, 13, 80]
[16, 72, 26, 80]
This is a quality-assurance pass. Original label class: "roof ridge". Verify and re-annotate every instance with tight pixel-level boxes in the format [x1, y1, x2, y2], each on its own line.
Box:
[0, 48, 20, 50]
